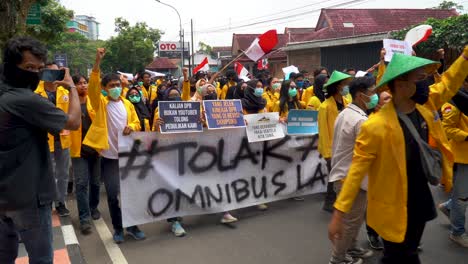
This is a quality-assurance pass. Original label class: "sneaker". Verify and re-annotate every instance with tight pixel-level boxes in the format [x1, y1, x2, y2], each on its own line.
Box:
[293, 197, 305, 201]
[257, 204, 268, 211]
[438, 203, 450, 219]
[450, 233, 468, 248]
[80, 222, 92, 235]
[56, 203, 70, 217]
[367, 233, 383, 250]
[91, 208, 101, 220]
[171, 221, 186, 237]
[221, 212, 238, 224]
[347, 247, 373, 259]
[329, 255, 363, 264]
[113, 230, 124, 244]
[126, 226, 146, 241]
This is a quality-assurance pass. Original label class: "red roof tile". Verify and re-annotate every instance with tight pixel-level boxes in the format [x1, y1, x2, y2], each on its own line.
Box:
[296, 8, 458, 42]
[146, 57, 178, 70]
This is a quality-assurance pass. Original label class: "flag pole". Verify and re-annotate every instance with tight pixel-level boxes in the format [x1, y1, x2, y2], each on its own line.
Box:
[218, 51, 245, 73]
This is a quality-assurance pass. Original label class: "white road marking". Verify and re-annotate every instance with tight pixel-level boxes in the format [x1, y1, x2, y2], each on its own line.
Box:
[61, 225, 79, 245]
[94, 218, 128, 264]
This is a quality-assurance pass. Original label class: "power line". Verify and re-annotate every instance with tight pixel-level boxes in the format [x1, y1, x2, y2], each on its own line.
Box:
[195, 0, 370, 34]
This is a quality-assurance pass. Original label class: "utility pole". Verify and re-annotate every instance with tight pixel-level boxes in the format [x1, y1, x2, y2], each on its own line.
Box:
[191, 19, 195, 77]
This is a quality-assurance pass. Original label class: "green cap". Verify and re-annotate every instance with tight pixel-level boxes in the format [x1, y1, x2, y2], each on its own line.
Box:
[377, 53, 440, 88]
[324, 71, 352, 88]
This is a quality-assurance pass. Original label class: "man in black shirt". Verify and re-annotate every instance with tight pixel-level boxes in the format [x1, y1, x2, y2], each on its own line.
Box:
[0, 37, 81, 264]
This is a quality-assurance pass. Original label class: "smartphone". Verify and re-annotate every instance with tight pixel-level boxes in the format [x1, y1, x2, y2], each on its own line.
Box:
[40, 69, 65, 82]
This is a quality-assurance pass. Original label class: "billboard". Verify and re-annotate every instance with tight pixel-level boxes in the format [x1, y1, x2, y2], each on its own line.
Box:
[159, 41, 190, 59]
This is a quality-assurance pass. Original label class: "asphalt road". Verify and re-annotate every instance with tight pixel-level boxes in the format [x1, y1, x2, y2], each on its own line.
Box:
[67, 186, 468, 264]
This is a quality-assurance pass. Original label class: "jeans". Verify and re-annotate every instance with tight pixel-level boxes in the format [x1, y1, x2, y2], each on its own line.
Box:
[0, 204, 53, 264]
[450, 163, 468, 236]
[72, 155, 101, 225]
[330, 181, 367, 262]
[51, 140, 71, 205]
[101, 157, 123, 231]
[381, 220, 425, 264]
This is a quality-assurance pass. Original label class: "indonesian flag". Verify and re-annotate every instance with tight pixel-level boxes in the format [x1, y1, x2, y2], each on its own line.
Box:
[405, 25, 432, 47]
[244, 30, 278, 62]
[234, 62, 249, 78]
[193, 57, 209, 74]
[257, 58, 269, 70]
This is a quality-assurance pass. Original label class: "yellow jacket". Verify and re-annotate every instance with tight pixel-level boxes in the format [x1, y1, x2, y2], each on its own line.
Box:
[318, 96, 349, 159]
[263, 90, 279, 112]
[70, 97, 96, 158]
[82, 70, 141, 153]
[272, 100, 306, 118]
[35, 82, 71, 151]
[442, 102, 468, 164]
[301, 85, 315, 105]
[142, 85, 158, 106]
[307, 96, 322, 110]
[335, 52, 468, 243]
[220, 81, 237, 99]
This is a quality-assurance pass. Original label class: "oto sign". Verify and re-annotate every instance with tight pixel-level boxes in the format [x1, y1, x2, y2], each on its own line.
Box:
[158, 42, 190, 52]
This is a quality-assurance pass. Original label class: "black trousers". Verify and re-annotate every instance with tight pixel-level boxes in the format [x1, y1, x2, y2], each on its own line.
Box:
[381, 219, 425, 264]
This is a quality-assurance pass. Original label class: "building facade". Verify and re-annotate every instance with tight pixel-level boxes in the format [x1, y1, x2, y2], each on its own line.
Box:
[75, 15, 100, 40]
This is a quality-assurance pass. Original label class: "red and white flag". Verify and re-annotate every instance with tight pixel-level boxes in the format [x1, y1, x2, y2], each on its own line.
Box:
[244, 30, 278, 62]
[404, 25, 432, 47]
[257, 58, 269, 70]
[193, 57, 209, 74]
[234, 62, 249, 78]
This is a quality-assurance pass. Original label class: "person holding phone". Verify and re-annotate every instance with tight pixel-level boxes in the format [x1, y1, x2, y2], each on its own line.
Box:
[35, 62, 73, 217]
[0, 36, 81, 264]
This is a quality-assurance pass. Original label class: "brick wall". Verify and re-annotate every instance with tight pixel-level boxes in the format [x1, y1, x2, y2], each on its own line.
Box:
[287, 48, 321, 77]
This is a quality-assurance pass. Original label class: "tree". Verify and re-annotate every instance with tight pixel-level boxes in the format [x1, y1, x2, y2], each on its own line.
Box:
[0, 0, 38, 49]
[49, 32, 105, 75]
[391, 14, 468, 60]
[198, 41, 215, 57]
[435, 0, 464, 12]
[101, 18, 162, 74]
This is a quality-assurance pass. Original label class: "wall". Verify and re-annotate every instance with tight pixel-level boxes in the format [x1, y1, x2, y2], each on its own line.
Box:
[287, 48, 321, 77]
[320, 41, 382, 72]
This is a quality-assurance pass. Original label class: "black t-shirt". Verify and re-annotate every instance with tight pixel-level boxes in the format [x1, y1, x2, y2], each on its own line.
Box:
[398, 110, 437, 223]
[80, 102, 98, 158]
[45, 90, 61, 140]
[0, 82, 68, 207]
[336, 100, 344, 112]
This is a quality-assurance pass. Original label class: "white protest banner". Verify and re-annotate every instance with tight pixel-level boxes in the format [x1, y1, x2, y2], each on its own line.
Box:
[383, 39, 413, 62]
[118, 129, 327, 227]
[244, 112, 285, 143]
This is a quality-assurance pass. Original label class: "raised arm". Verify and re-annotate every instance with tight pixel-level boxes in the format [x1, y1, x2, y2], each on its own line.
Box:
[54, 68, 81, 130]
[88, 48, 106, 111]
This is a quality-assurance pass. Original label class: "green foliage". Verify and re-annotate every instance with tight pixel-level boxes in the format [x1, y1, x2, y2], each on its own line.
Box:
[435, 0, 464, 12]
[390, 14, 468, 57]
[26, 0, 73, 46]
[48, 32, 105, 75]
[102, 18, 162, 74]
[198, 41, 215, 57]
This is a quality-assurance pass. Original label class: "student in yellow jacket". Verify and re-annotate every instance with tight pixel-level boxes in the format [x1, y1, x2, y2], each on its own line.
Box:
[306, 74, 329, 110]
[440, 77, 468, 247]
[318, 71, 352, 212]
[83, 48, 145, 244]
[219, 69, 237, 99]
[140, 72, 158, 107]
[272, 80, 306, 120]
[69, 74, 102, 234]
[35, 62, 73, 216]
[329, 48, 468, 262]
[263, 77, 280, 112]
[302, 67, 330, 104]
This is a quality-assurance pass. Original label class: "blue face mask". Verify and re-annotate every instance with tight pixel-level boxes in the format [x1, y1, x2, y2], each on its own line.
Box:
[108, 87, 122, 100]
[362, 93, 379, 109]
[296, 80, 304, 89]
[340, 85, 350, 96]
[254, 88, 264, 97]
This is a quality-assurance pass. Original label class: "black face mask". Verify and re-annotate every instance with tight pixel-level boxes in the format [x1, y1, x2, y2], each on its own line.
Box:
[167, 96, 181, 101]
[2, 63, 40, 91]
[411, 79, 430, 105]
[204, 93, 217, 100]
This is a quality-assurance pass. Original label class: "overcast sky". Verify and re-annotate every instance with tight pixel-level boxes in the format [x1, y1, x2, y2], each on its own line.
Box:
[59, 0, 466, 48]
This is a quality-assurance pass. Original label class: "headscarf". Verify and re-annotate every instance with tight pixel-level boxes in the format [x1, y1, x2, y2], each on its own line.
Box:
[313, 74, 328, 102]
[226, 81, 245, 100]
[126, 87, 151, 131]
[191, 83, 215, 101]
[163, 86, 181, 100]
[241, 85, 266, 113]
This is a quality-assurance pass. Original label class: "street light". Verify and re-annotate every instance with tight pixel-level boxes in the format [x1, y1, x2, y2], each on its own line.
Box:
[155, 0, 183, 76]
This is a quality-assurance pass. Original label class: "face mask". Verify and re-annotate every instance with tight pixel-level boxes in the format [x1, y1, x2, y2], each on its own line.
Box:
[340, 85, 350, 96]
[128, 94, 141, 103]
[197, 87, 203, 95]
[362, 93, 379, 110]
[272, 83, 281, 91]
[411, 80, 430, 105]
[101, 90, 108, 97]
[204, 93, 217, 100]
[3, 63, 40, 90]
[288, 88, 298, 98]
[138, 82, 143, 86]
[254, 88, 264, 97]
[296, 81, 304, 89]
[167, 96, 181, 101]
[108, 87, 122, 100]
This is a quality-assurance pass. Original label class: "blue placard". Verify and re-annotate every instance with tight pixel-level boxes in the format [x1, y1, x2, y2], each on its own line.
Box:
[158, 101, 203, 133]
[203, 100, 246, 129]
[287, 110, 318, 135]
